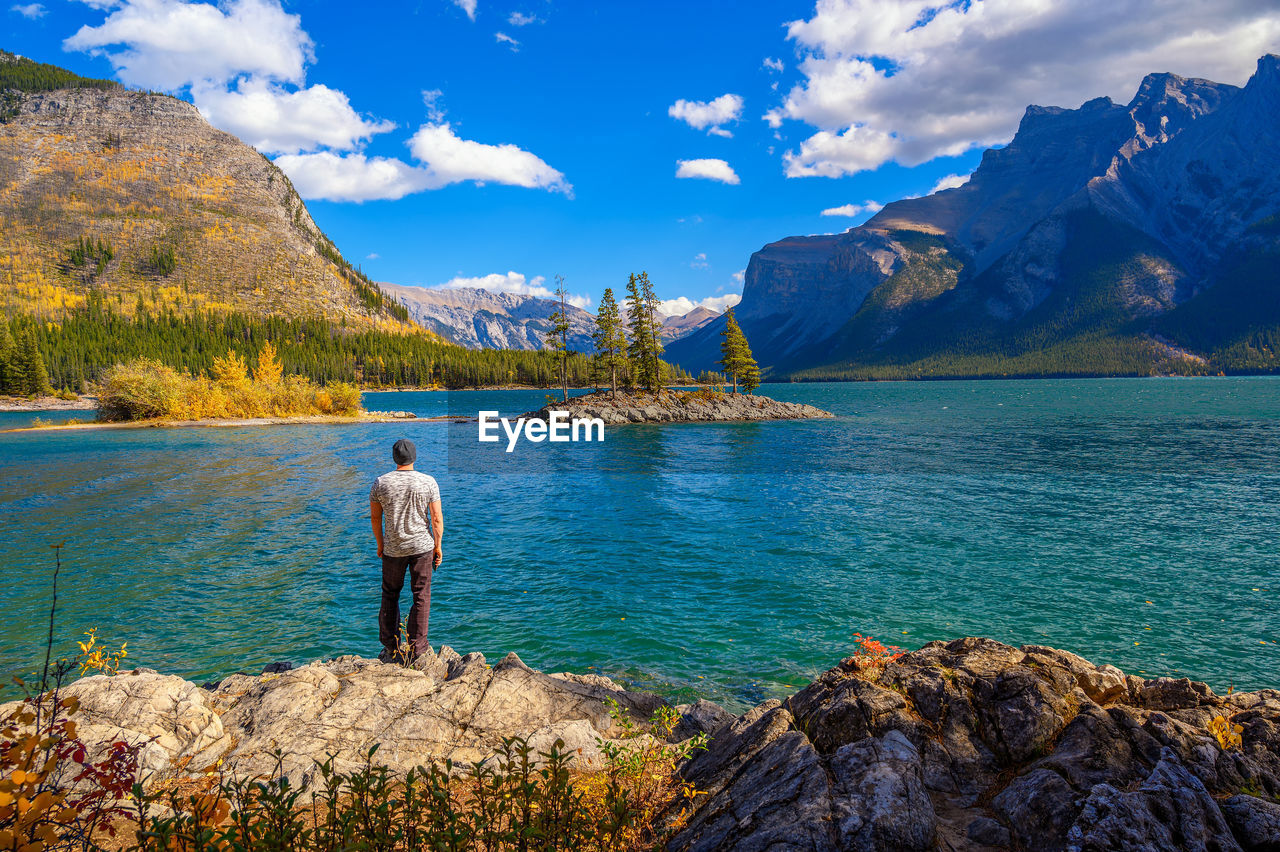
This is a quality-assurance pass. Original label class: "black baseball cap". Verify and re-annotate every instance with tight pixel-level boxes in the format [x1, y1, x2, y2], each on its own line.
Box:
[392, 438, 417, 465]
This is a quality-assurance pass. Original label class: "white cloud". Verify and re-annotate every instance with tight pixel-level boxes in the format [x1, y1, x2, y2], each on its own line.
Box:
[451, 0, 476, 21]
[276, 122, 572, 201]
[820, 199, 883, 217]
[11, 3, 45, 18]
[508, 11, 539, 26]
[494, 31, 519, 51]
[421, 89, 446, 123]
[772, 0, 1280, 177]
[64, 0, 313, 90]
[407, 123, 571, 194]
[690, 252, 709, 270]
[436, 272, 590, 308]
[195, 78, 394, 154]
[273, 151, 428, 202]
[731, 269, 745, 284]
[675, 158, 740, 185]
[929, 173, 970, 194]
[669, 93, 744, 136]
[365, 252, 380, 260]
[762, 57, 784, 73]
[657, 294, 742, 317]
[72, 0, 119, 8]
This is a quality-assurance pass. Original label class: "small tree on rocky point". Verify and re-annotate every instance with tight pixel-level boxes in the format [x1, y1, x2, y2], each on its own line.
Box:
[718, 307, 757, 394]
[547, 275, 572, 403]
[592, 286, 628, 398]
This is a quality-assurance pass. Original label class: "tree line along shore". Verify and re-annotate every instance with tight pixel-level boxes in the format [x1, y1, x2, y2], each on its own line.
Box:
[2, 270, 769, 422]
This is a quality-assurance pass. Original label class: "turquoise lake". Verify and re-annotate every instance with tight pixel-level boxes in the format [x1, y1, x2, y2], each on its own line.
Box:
[1, 378, 1278, 710]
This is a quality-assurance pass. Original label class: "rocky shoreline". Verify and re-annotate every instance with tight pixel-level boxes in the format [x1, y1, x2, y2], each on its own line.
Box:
[0, 393, 98, 411]
[1, 410, 425, 433]
[527, 388, 834, 425]
[12, 638, 1278, 851]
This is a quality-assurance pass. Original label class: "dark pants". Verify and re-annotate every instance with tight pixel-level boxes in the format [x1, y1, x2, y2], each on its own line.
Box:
[380, 552, 433, 657]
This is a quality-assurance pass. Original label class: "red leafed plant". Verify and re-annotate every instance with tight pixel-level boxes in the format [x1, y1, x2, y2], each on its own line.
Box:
[849, 633, 906, 671]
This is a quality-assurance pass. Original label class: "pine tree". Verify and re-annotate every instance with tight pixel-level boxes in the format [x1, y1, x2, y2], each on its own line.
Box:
[719, 307, 757, 394]
[547, 275, 572, 402]
[626, 272, 664, 392]
[15, 328, 52, 396]
[592, 286, 627, 398]
[0, 318, 14, 395]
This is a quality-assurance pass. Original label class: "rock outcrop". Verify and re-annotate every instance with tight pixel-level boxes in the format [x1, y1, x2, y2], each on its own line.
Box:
[668, 638, 1280, 852]
[4, 647, 725, 792]
[9, 638, 1277, 851]
[525, 388, 833, 425]
[666, 55, 1280, 379]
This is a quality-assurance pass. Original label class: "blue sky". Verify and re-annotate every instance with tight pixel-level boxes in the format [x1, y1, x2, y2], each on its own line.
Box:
[8, 0, 1278, 314]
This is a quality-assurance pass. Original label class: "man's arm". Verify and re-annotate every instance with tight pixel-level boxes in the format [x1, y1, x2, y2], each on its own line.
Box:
[370, 499, 384, 557]
[429, 499, 443, 566]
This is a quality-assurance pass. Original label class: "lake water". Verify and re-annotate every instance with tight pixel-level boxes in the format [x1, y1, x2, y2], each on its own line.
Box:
[2, 378, 1278, 710]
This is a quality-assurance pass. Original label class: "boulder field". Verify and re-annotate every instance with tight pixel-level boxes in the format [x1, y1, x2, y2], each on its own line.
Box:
[11, 638, 1279, 851]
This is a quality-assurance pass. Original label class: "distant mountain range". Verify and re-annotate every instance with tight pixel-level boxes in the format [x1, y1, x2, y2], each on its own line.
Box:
[383, 282, 721, 351]
[668, 55, 1280, 379]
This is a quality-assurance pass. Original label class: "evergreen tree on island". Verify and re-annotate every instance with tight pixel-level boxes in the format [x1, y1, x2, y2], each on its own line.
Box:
[592, 286, 628, 398]
[547, 275, 572, 402]
[719, 307, 759, 394]
[625, 272, 664, 393]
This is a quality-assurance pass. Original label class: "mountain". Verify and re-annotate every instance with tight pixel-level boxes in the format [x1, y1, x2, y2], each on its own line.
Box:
[667, 56, 1280, 379]
[379, 283, 597, 351]
[0, 49, 410, 330]
[660, 305, 719, 341]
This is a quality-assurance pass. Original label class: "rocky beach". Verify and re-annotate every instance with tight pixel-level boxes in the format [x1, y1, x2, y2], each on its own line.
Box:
[17, 637, 1279, 851]
[527, 388, 834, 425]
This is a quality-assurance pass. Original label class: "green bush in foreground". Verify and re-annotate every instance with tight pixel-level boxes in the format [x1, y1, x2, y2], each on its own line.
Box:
[97, 344, 362, 421]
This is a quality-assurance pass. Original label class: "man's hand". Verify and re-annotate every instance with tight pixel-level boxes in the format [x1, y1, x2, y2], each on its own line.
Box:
[433, 546, 443, 567]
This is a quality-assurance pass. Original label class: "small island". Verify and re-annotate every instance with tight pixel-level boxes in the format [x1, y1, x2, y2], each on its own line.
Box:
[527, 387, 833, 425]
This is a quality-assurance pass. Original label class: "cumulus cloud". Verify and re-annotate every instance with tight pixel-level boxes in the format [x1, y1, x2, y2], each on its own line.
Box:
[656, 294, 742, 317]
[669, 93, 744, 136]
[451, 0, 476, 21]
[675, 158, 740, 185]
[820, 199, 883, 217]
[276, 123, 572, 202]
[64, 0, 569, 202]
[11, 3, 45, 18]
[770, 0, 1280, 177]
[64, 0, 313, 90]
[731, 269, 745, 284]
[407, 123, 571, 194]
[195, 78, 394, 154]
[762, 56, 784, 73]
[929, 172, 970, 193]
[272, 152, 428, 202]
[435, 272, 591, 308]
[508, 11, 539, 25]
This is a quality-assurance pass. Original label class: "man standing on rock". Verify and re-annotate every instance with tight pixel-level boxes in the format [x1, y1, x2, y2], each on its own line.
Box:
[370, 438, 443, 663]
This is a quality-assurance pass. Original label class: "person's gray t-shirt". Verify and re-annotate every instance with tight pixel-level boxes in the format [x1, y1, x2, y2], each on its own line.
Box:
[370, 470, 440, 557]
